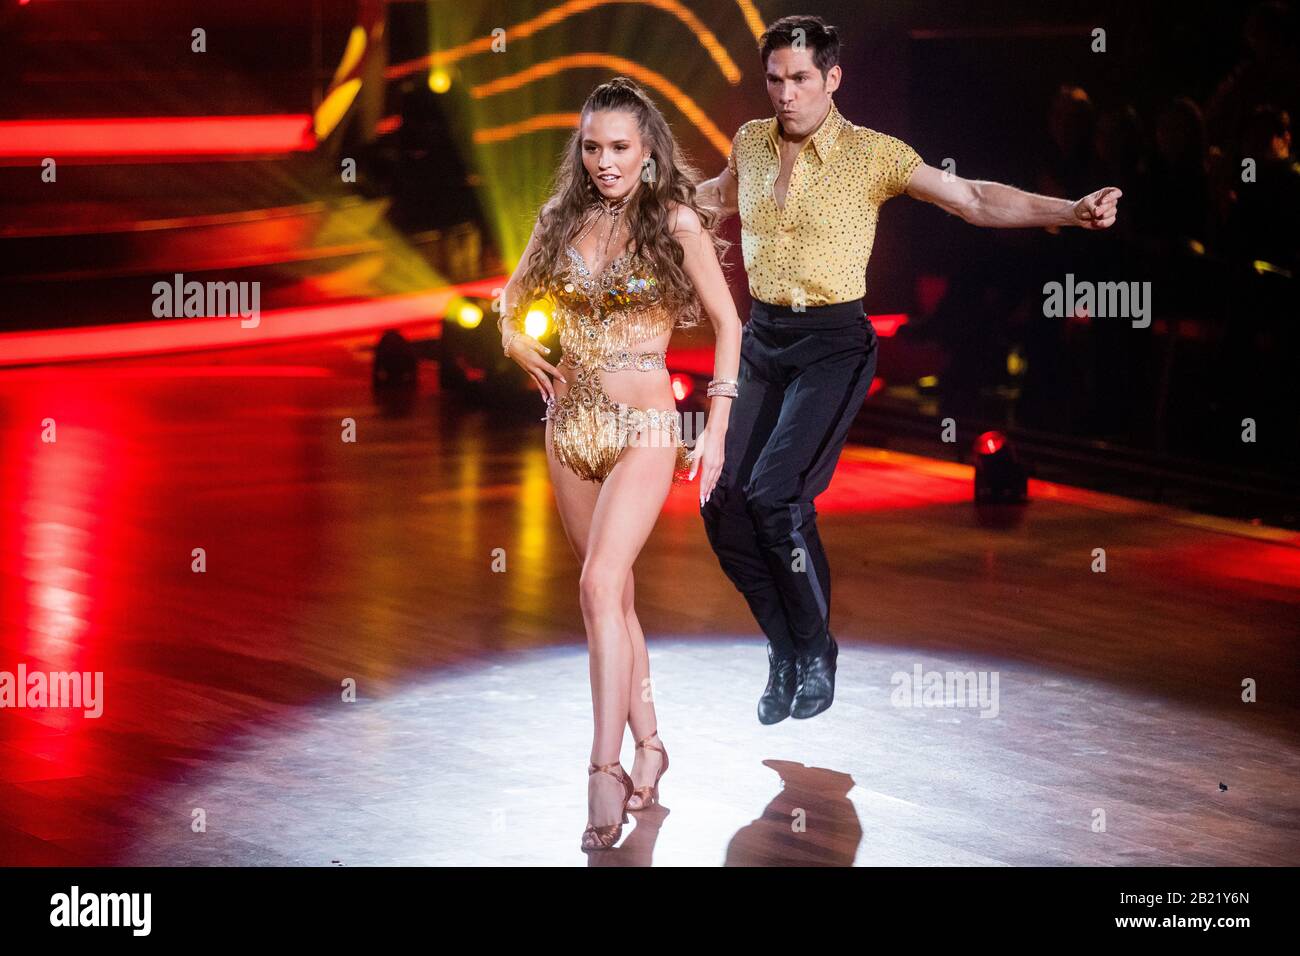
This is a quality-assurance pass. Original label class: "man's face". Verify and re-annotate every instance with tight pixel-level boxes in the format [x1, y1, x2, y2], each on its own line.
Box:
[764, 46, 841, 138]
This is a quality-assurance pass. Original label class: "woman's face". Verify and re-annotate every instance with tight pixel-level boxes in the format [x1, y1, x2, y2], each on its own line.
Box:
[580, 109, 649, 202]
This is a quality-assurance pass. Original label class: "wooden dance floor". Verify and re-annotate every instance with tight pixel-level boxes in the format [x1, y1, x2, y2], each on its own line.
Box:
[2, 335, 1298, 866]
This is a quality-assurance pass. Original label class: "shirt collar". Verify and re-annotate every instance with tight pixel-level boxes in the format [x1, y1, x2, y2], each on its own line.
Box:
[766, 98, 846, 164]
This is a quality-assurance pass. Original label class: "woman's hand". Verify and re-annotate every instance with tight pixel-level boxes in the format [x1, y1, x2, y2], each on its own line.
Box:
[504, 332, 566, 401]
[689, 423, 727, 507]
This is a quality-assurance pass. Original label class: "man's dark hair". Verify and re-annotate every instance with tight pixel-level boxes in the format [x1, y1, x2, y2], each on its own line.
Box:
[759, 15, 841, 78]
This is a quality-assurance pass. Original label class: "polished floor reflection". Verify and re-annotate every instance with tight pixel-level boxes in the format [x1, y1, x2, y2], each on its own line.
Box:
[101, 640, 1300, 866]
[1, 336, 1298, 866]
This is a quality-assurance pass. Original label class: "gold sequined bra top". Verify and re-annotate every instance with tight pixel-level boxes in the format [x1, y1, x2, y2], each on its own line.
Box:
[550, 243, 675, 370]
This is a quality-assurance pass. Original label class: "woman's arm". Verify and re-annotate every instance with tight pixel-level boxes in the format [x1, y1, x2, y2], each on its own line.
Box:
[672, 203, 742, 503]
[499, 219, 543, 346]
[500, 215, 566, 400]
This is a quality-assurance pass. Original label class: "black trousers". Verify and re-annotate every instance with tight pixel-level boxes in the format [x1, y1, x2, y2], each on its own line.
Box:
[701, 297, 878, 659]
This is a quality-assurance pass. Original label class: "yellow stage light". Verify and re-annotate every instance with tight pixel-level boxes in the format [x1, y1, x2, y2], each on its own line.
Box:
[428, 68, 452, 94]
[456, 302, 484, 328]
[524, 307, 550, 338]
[313, 79, 362, 140]
[332, 26, 368, 85]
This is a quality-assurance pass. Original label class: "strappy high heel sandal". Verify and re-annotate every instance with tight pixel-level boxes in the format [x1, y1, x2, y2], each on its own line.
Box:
[580, 761, 633, 852]
[626, 731, 669, 811]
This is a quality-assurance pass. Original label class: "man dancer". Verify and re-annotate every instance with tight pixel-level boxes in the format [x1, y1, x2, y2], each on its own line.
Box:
[698, 15, 1120, 723]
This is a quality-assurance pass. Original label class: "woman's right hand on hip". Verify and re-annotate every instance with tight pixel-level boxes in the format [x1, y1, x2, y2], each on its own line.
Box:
[505, 334, 567, 402]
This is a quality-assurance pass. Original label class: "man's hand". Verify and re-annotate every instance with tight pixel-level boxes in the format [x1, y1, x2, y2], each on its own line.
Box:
[1072, 186, 1122, 230]
[698, 166, 739, 219]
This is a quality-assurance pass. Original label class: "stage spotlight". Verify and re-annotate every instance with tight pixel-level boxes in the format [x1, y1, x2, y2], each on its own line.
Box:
[670, 373, 693, 402]
[439, 296, 558, 401]
[973, 430, 1028, 504]
[428, 69, 451, 94]
[455, 301, 483, 329]
[523, 305, 550, 338]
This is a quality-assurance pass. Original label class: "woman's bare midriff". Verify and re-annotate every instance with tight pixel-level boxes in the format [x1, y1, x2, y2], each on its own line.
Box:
[552, 329, 676, 412]
[549, 329, 680, 455]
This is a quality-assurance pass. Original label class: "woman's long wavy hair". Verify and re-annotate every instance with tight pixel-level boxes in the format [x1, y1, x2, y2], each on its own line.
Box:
[512, 76, 730, 329]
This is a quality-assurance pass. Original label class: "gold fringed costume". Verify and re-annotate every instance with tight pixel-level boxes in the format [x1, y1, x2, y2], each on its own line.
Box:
[537, 244, 693, 484]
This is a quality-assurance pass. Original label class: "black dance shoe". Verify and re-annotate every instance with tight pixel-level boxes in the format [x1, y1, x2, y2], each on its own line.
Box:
[757, 643, 799, 725]
[790, 631, 838, 719]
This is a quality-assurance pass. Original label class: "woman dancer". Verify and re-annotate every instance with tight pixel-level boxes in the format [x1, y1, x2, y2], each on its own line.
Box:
[498, 77, 742, 851]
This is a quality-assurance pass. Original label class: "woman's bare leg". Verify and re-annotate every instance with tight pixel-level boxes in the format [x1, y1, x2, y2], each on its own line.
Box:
[545, 420, 674, 828]
[546, 418, 602, 565]
[623, 570, 665, 809]
[580, 429, 676, 828]
[554, 505, 662, 813]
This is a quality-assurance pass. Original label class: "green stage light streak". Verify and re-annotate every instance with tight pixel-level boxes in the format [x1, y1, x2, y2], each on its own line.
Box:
[418, 0, 759, 267]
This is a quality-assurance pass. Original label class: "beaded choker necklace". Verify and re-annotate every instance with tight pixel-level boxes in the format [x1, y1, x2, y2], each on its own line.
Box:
[575, 188, 635, 260]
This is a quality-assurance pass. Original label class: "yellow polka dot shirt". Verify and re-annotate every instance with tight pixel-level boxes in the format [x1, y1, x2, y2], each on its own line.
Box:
[727, 97, 923, 307]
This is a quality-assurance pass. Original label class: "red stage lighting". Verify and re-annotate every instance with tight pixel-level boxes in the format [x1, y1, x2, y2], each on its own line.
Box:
[976, 430, 1007, 455]
[670, 373, 693, 402]
[0, 116, 316, 161]
[972, 430, 1028, 504]
[868, 313, 909, 337]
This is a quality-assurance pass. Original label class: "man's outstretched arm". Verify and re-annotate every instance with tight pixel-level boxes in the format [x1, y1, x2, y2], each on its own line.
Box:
[905, 163, 1121, 230]
[697, 164, 739, 220]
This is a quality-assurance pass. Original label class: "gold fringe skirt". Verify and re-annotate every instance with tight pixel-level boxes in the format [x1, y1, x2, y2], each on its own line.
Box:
[546, 373, 692, 484]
